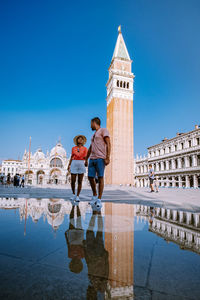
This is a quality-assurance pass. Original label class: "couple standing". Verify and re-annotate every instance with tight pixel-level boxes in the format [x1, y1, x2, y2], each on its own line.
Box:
[67, 117, 111, 209]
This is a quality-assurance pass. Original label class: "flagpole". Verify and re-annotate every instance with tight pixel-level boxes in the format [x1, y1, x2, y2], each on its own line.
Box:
[28, 136, 31, 184]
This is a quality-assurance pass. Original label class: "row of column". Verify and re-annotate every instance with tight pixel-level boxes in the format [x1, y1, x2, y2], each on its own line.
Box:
[137, 154, 199, 174]
[137, 174, 199, 188]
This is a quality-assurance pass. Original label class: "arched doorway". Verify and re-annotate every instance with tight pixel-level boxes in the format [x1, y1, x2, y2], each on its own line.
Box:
[50, 168, 62, 184]
[25, 170, 33, 184]
[37, 170, 45, 185]
[189, 175, 194, 188]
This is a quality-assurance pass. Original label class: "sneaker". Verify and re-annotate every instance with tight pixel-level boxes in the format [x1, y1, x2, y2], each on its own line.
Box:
[75, 196, 80, 202]
[95, 199, 102, 209]
[89, 195, 98, 205]
[70, 194, 76, 200]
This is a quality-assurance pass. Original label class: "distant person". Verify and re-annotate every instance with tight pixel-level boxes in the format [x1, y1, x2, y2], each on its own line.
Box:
[84, 208, 109, 299]
[68, 135, 88, 202]
[85, 117, 111, 209]
[7, 173, 11, 186]
[148, 164, 155, 192]
[16, 174, 20, 187]
[3, 175, 7, 186]
[65, 205, 84, 274]
[21, 175, 25, 188]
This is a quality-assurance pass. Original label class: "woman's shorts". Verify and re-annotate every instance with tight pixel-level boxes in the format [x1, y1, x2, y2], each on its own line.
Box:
[71, 160, 86, 174]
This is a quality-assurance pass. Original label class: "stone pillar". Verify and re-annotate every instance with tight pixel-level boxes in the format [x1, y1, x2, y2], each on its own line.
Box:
[156, 162, 159, 172]
[178, 176, 182, 188]
[194, 214, 200, 228]
[185, 156, 189, 168]
[186, 175, 190, 188]
[172, 159, 175, 170]
[161, 162, 164, 171]
[192, 154, 197, 167]
[166, 160, 169, 170]
[193, 174, 198, 189]
[172, 210, 178, 221]
[166, 177, 169, 187]
[178, 157, 182, 169]
[186, 212, 192, 225]
[161, 177, 164, 187]
[179, 211, 184, 222]
[172, 176, 176, 188]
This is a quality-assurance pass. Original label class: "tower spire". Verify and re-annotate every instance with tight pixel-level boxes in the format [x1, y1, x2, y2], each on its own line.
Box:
[112, 26, 130, 61]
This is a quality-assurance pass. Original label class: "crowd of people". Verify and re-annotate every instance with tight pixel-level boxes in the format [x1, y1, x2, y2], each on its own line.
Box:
[0, 173, 25, 187]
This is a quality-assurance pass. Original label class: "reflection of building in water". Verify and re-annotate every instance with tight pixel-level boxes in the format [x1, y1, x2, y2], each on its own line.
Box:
[136, 205, 200, 254]
[0, 198, 89, 231]
[104, 203, 134, 299]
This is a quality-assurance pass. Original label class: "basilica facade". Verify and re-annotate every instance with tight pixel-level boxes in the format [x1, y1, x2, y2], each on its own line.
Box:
[1, 142, 71, 185]
[135, 125, 200, 188]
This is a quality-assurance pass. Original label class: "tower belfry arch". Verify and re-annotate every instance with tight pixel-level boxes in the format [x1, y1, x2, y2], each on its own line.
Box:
[105, 27, 135, 185]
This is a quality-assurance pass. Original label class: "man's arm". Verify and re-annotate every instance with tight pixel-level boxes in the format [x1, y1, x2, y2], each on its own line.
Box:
[85, 145, 91, 167]
[104, 136, 111, 166]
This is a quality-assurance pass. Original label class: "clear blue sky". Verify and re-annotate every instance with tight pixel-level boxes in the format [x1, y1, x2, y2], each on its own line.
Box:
[0, 0, 200, 161]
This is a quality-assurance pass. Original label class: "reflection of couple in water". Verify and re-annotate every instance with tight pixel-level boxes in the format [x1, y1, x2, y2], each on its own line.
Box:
[65, 205, 109, 299]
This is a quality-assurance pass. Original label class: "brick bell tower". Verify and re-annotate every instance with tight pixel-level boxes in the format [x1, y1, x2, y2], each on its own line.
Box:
[106, 26, 135, 185]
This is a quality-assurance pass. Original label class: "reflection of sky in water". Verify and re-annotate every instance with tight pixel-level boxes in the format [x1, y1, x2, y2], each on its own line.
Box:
[0, 198, 200, 299]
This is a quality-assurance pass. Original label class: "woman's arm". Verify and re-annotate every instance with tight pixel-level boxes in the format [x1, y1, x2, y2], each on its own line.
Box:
[67, 156, 72, 171]
[85, 145, 91, 167]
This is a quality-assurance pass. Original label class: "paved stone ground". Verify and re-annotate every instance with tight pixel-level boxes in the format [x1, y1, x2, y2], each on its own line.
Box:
[0, 185, 200, 212]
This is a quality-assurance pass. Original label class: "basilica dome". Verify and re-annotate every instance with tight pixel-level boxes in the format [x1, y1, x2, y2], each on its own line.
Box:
[50, 142, 66, 158]
[34, 148, 45, 161]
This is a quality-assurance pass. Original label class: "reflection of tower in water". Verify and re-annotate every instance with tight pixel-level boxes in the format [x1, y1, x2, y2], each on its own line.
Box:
[104, 203, 134, 299]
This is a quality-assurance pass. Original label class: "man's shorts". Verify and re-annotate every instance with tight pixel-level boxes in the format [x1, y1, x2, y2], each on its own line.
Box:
[149, 178, 154, 184]
[88, 158, 105, 178]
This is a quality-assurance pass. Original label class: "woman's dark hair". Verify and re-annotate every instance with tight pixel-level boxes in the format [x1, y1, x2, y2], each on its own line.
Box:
[91, 117, 101, 126]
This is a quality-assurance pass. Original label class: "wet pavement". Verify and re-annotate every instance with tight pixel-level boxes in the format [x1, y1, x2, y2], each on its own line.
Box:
[0, 197, 200, 299]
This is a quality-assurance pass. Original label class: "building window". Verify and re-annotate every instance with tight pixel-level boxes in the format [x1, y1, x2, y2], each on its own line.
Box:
[197, 155, 200, 166]
[127, 82, 129, 89]
[8, 168, 10, 171]
[169, 147, 171, 153]
[188, 140, 192, 147]
[50, 158, 63, 168]
[181, 142, 184, 150]
[196, 137, 200, 145]
[175, 145, 177, 151]
[189, 156, 192, 167]
[117, 80, 119, 87]
[120, 81, 122, 87]
[175, 159, 178, 169]
[181, 157, 185, 168]
[123, 82, 126, 88]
